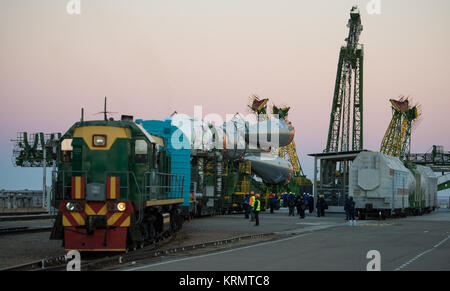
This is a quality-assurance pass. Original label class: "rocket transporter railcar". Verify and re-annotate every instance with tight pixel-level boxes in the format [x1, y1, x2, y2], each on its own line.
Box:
[349, 151, 438, 219]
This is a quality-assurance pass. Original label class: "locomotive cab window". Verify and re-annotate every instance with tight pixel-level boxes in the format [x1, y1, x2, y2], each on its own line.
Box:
[92, 135, 107, 147]
[135, 139, 148, 163]
[60, 138, 73, 162]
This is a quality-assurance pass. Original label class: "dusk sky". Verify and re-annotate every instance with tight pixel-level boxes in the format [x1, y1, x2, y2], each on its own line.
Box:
[0, 0, 449, 196]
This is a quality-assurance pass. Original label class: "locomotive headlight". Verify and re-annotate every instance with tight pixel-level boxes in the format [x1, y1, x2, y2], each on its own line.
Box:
[92, 135, 106, 147]
[66, 202, 76, 211]
[117, 202, 126, 212]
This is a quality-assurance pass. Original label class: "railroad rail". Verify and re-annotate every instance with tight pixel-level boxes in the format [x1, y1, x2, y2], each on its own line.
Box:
[0, 214, 56, 222]
[0, 211, 47, 216]
[0, 226, 53, 236]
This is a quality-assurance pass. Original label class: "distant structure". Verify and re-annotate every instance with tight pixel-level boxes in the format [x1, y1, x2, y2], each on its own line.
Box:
[272, 105, 304, 177]
[11, 132, 60, 167]
[380, 96, 421, 161]
[325, 5, 364, 153]
[406, 145, 450, 174]
[11, 132, 60, 212]
[315, 6, 365, 206]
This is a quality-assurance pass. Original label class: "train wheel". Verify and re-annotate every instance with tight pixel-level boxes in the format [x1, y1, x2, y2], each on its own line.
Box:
[147, 223, 156, 242]
[170, 210, 182, 232]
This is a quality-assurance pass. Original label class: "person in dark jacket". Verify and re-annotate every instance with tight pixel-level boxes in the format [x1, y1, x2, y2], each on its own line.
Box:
[296, 194, 306, 219]
[316, 195, 322, 217]
[321, 196, 327, 217]
[281, 192, 287, 207]
[243, 195, 250, 219]
[308, 194, 314, 215]
[269, 193, 276, 214]
[288, 193, 296, 216]
[344, 196, 350, 221]
[317, 195, 326, 217]
[348, 197, 356, 226]
[295, 194, 301, 216]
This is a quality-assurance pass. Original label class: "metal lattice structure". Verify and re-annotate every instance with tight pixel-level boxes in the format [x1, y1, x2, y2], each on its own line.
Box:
[406, 145, 450, 173]
[279, 140, 303, 176]
[272, 105, 304, 176]
[325, 6, 364, 153]
[11, 132, 60, 167]
[380, 97, 420, 160]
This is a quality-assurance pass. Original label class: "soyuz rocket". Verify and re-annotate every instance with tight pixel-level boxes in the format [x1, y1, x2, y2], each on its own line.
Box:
[169, 114, 295, 185]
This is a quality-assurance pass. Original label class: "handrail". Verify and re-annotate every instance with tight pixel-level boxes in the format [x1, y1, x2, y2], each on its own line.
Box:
[54, 170, 87, 201]
[143, 171, 184, 202]
[54, 170, 183, 224]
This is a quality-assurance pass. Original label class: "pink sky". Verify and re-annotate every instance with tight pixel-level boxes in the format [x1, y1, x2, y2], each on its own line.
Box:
[1, 0, 449, 189]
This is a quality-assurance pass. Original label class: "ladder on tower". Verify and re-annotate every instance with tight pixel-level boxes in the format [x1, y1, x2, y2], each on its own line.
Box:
[279, 140, 304, 176]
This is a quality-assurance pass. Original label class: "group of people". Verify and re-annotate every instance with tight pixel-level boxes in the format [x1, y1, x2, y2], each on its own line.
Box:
[282, 192, 328, 218]
[284, 192, 309, 218]
[243, 191, 357, 226]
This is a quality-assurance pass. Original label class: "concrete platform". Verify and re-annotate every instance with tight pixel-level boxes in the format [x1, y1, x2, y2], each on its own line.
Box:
[184, 208, 349, 237]
[124, 209, 450, 271]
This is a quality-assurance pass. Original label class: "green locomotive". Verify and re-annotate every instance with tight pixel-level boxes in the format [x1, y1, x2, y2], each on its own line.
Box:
[50, 119, 184, 251]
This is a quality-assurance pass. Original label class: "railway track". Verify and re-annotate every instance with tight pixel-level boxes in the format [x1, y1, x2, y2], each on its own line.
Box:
[0, 232, 276, 271]
[0, 211, 48, 216]
[0, 226, 53, 236]
[0, 214, 56, 222]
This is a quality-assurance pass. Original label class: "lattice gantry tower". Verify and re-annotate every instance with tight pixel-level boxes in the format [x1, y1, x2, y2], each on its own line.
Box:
[380, 97, 420, 161]
[325, 6, 364, 153]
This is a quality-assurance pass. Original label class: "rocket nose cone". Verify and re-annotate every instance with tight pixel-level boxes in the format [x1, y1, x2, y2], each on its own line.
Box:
[278, 119, 296, 147]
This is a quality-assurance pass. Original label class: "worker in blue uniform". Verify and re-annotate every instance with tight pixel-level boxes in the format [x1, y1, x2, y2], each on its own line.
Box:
[348, 197, 356, 226]
[304, 193, 310, 212]
[317, 195, 325, 217]
[344, 196, 351, 221]
[269, 193, 276, 213]
[288, 192, 296, 216]
[296, 194, 306, 219]
[243, 194, 250, 219]
[308, 194, 314, 215]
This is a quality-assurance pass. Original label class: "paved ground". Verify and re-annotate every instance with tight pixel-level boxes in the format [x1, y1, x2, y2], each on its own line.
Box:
[2, 208, 448, 271]
[121, 208, 450, 271]
[184, 208, 345, 234]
